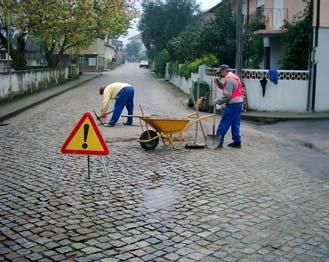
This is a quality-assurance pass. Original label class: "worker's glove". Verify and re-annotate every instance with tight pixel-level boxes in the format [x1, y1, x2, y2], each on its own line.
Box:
[216, 104, 224, 110]
[215, 99, 222, 105]
[196, 98, 202, 105]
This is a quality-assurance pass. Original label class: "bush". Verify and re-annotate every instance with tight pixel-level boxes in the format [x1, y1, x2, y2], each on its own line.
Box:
[155, 49, 170, 77]
[179, 54, 218, 80]
[279, 2, 311, 70]
[168, 61, 180, 77]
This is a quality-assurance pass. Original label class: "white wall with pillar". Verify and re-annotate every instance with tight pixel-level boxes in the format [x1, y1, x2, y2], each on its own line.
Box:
[166, 63, 311, 112]
[314, 28, 329, 111]
[311, 0, 329, 111]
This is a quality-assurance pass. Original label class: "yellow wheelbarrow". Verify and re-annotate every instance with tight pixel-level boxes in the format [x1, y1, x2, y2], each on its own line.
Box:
[124, 112, 211, 150]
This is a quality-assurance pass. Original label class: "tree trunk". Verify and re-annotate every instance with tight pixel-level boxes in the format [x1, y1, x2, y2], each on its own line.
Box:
[10, 35, 27, 70]
[43, 45, 57, 68]
[1, 33, 27, 70]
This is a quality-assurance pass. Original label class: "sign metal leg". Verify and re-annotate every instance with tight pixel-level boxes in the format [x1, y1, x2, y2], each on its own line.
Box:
[87, 156, 91, 180]
[101, 157, 111, 190]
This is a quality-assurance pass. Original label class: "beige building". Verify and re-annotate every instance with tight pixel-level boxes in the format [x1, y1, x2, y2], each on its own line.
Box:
[202, 2, 221, 22]
[233, 0, 307, 69]
[203, 0, 309, 69]
[79, 38, 115, 72]
[112, 39, 124, 64]
[127, 33, 147, 60]
[203, 0, 329, 111]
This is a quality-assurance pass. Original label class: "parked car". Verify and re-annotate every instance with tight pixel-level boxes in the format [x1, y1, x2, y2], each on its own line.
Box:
[139, 60, 149, 68]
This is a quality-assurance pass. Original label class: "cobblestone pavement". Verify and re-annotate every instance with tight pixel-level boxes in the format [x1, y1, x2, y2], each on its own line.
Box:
[1, 63, 328, 261]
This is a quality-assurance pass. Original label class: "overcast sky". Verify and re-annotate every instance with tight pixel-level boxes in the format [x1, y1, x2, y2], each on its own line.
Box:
[198, 0, 221, 11]
[119, 0, 221, 45]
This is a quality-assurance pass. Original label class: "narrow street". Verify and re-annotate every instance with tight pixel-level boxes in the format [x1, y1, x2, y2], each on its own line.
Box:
[0, 63, 328, 261]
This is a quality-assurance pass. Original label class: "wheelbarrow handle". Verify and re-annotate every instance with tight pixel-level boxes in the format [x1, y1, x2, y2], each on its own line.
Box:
[121, 114, 150, 118]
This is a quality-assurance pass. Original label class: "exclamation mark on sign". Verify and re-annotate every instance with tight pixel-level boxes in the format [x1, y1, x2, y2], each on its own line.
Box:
[82, 124, 89, 149]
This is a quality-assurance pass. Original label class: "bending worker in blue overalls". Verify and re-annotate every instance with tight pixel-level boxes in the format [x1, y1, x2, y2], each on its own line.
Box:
[214, 64, 243, 148]
[99, 82, 135, 127]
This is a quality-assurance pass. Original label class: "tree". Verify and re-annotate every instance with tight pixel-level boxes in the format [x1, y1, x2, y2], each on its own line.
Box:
[199, 0, 236, 67]
[167, 20, 203, 63]
[139, 0, 199, 59]
[0, 0, 134, 69]
[125, 40, 142, 61]
[28, 0, 133, 68]
[197, 0, 263, 68]
[0, 1, 28, 70]
[280, 1, 312, 70]
[242, 18, 264, 68]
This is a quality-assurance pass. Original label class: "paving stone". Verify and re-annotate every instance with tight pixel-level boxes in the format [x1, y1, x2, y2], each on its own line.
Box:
[141, 254, 157, 261]
[56, 246, 73, 254]
[214, 250, 230, 259]
[26, 252, 43, 261]
[0, 64, 329, 262]
[51, 254, 66, 261]
[16, 249, 31, 256]
[164, 253, 180, 261]
[100, 258, 118, 262]
[186, 252, 206, 260]
[43, 250, 58, 257]
[81, 247, 102, 255]
[115, 252, 134, 260]
[4, 252, 20, 260]
[0, 248, 11, 255]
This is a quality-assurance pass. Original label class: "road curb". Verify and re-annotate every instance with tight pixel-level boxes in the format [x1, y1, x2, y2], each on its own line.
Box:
[241, 112, 329, 124]
[0, 74, 102, 123]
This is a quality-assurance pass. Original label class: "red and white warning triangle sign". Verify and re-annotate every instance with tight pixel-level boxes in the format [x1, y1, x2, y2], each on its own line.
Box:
[61, 112, 109, 156]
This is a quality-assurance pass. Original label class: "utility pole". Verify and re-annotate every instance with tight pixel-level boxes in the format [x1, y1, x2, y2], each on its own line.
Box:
[6, 4, 12, 95]
[236, 0, 243, 77]
[6, 8, 10, 73]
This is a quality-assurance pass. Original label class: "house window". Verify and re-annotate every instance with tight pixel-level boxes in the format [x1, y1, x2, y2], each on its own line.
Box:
[88, 57, 96, 66]
[256, 5, 264, 17]
[0, 52, 7, 60]
[79, 56, 88, 67]
[256, 0, 265, 17]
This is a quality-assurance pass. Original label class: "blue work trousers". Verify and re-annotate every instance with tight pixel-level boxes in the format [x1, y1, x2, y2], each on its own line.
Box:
[216, 102, 243, 145]
[109, 86, 134, 125]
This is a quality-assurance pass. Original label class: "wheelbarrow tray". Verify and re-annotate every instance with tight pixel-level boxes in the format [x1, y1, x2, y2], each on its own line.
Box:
[141, 117, 190, 133]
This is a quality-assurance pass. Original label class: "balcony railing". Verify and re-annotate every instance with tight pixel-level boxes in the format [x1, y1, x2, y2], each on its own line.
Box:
[248, 8, 288, 32]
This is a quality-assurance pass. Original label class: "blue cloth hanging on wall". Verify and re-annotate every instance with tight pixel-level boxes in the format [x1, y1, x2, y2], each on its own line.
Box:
[269, 68, 279, 84]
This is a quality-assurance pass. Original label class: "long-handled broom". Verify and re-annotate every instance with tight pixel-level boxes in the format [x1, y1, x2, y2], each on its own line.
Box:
[185, 82, 207, 149]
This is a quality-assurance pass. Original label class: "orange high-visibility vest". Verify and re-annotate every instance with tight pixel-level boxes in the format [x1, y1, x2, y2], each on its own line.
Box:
[222, 72, 243, 99]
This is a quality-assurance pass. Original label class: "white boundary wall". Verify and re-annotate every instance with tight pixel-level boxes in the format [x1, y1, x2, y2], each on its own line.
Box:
[0, 66, 79, 100]
[166, 63, 310, 112]
[239, 69, 309, 112]
[165, 64, 198, 94]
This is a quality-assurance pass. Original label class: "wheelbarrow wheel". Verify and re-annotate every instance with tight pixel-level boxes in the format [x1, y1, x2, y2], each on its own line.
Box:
[139, 130, 159, 150]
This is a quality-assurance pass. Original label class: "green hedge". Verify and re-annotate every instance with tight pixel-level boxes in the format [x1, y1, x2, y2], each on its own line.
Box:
[168, 54, 218, 80]
[155, 49, 170, 77]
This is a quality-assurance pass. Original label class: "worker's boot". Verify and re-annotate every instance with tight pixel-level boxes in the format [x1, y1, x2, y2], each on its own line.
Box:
[228, 142, 241, 148]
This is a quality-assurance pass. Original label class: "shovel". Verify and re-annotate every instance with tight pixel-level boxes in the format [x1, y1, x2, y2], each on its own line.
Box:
[93, 109, 113, 126]
[206, 81, 221, 149]
[185, 84, 206, 149]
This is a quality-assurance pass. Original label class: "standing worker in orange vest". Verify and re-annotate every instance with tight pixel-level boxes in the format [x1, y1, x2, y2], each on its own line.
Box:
[214, 64, 243, 148]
